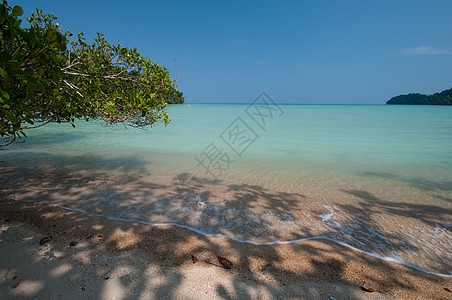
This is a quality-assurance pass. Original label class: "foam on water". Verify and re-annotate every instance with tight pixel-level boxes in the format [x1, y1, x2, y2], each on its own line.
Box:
[3, 176, 450, 277]
[3, 194, 451, 278]
[1, 104, 451, 277]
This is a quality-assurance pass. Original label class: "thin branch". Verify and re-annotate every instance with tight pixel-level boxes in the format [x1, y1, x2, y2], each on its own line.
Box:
[63, 79, 84, 98]
[61, 61, 82, 71]
[21, 118, 54, 130]
[62, 71, 90, 77]
[21, 44, 50, 66]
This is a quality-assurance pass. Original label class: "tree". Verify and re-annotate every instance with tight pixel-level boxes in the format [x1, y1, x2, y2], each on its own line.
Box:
[164, 86, 185, 104]
[0, 1, 180, 146]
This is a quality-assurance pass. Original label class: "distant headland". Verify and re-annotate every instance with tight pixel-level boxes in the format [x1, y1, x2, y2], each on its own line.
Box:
[386, 87, 452, 105]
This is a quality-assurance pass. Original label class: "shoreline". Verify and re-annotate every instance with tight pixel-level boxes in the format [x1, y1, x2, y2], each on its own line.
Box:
[1, 201, 451, 299]
[0, 163, 451, 279]
[3, 199, 452, 279]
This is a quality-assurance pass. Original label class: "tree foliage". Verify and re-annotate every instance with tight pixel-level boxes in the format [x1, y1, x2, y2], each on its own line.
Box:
[387, 87, 452, 105]
[164, 86, 185, 104]
[0, 1, 180, 146]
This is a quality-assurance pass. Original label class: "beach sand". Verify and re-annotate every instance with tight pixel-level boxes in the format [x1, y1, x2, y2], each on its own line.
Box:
[0, 164, 451, 299]
[0, 201, 451, 300]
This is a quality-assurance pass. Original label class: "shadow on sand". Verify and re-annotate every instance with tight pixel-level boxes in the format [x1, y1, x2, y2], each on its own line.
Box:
[0, 155, 450, 299]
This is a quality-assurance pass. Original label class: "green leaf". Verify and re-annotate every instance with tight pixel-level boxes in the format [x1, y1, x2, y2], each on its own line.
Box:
[2, 109, 18, 125]
[0, 8, 6, 25]
[47, 30, 56, 41]
[0, 66, 9, 82]
[12, 6, 23, 17]
[37, 82, 46, 93]
[0, 90, 9, 101]
[32, 36, 39, 48]
[25, 76, 37, 85]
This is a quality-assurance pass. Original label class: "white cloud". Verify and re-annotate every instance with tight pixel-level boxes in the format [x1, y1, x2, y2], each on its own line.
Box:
[400, 46, 452, 55]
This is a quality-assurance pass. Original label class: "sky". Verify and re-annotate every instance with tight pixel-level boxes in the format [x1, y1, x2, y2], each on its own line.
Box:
[17, 0, 452, 104]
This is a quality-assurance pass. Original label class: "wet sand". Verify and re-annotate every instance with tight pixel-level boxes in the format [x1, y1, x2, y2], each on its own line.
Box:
[1, 164, 451, 274]
[0, 201, 451, 299]
[1, 163, 452, 299]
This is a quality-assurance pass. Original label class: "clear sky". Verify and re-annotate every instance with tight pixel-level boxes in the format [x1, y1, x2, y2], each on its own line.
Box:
[18, 0, 452, 104]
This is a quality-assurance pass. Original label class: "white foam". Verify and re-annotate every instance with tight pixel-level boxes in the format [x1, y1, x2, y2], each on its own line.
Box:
[3, 198, 451, 278]
[319, 212, 333, 222]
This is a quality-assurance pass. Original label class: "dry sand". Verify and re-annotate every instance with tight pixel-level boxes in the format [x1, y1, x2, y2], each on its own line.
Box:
[0, 202, 451, 300]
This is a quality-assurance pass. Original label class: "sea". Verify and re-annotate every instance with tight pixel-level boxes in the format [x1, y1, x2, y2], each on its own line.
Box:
[1, 102, 451, 277]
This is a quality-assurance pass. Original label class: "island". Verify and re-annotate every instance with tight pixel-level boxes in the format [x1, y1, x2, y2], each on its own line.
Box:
[386, 87, 452, 105]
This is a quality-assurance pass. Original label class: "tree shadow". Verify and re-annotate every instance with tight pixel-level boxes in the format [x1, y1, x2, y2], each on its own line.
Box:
[361, 171, 452, 192]
[13, 132, 88, 146]
[434, 195, 452, 205]
[341, 189, 452, 230]
[0, 151, 149, 174]
[0, 159, 451, 299]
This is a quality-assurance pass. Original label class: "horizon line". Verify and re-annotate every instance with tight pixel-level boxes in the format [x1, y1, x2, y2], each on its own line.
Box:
[181, 102, 386, 105]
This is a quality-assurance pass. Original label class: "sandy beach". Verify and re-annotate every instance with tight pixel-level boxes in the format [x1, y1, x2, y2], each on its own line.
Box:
[0, 200, 451, 299]
[0, 163, 451, 299]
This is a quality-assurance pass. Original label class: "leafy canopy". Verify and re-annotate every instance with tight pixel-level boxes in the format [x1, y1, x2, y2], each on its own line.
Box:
[0, 1, 181, 146]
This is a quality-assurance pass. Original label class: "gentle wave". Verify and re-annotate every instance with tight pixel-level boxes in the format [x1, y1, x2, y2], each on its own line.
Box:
[3, 105, 452, 277]
[5, 197, 451, 278]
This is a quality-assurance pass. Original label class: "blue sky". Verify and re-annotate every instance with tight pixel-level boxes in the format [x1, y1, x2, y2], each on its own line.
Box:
[18, 0, 452, 104]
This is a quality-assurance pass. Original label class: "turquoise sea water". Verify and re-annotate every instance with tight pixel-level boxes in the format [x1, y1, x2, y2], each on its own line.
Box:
[2, 104, 452, 276]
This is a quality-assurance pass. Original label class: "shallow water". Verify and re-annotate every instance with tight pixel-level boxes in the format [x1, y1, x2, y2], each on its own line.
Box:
[1, 103, 451, 276]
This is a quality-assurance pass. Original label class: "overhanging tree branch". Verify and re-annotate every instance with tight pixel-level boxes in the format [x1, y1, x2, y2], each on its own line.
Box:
[0, 0, 183, 146]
